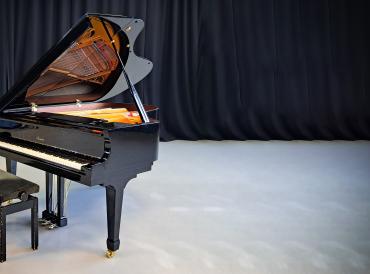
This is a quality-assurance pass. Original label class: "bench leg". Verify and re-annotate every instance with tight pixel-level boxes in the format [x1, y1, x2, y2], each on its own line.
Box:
[31, 197, 38, 250]
[0, 208, 6, 262]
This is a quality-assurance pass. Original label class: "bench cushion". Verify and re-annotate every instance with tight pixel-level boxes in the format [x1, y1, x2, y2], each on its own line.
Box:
[0, 170, 39, 203]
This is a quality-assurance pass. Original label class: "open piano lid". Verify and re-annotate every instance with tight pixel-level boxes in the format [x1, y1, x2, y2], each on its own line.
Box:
[0, 13, 153, 112]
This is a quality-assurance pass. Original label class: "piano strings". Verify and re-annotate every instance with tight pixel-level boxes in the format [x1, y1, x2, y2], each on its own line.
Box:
[57, 107, 142, 124]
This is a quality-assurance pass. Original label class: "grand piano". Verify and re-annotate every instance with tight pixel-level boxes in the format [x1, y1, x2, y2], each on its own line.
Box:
[0, 14, 159, 257]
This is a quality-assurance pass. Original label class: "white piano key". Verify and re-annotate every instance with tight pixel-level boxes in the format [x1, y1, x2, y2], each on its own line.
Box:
[0, 140, 87, 170]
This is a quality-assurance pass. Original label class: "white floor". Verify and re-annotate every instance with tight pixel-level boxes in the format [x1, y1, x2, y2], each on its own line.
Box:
[0, 140, 369, 274]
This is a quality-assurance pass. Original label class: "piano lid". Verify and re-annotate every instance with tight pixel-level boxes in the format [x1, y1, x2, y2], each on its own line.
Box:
[0, 13, 153, 111]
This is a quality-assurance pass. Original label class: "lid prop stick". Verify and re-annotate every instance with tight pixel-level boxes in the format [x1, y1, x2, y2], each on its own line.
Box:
[99, 18, 150, 123]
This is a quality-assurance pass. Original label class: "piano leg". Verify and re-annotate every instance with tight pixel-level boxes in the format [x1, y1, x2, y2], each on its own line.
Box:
[44, 173, 53, 215]
[5, 159, 16, 175]
[56, 176, 67, 227]
[105, 182, 126, 257]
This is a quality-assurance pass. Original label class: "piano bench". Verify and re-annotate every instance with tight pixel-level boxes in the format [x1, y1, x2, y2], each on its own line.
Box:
[0, 170, 39, 263]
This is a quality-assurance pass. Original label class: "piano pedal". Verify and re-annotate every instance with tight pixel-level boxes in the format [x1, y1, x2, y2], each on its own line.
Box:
[39, 219, 52, 226]
[48, 224, 57, 230]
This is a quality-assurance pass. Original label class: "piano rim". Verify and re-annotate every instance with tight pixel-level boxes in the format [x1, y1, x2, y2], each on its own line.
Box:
[2, 102, 159, 127]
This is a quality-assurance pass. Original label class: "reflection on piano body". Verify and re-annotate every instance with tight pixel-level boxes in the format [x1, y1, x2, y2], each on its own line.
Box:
[0, 14, 159, 256]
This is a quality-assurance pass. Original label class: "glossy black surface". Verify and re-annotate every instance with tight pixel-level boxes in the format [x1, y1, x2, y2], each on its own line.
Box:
[0, 14, 128, 110]
[0, 14, 153, 112]
[0, 13, 159, 254]
[0, 109, 159, 185]
[0, 109, 159, 252]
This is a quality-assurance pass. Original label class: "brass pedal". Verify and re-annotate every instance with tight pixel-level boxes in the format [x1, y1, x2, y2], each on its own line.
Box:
[40, 220, 52, 226]
[48, 224, 57, 230]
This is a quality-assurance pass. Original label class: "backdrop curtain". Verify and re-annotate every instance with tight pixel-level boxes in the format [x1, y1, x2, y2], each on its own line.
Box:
[0, 0, 369, 140]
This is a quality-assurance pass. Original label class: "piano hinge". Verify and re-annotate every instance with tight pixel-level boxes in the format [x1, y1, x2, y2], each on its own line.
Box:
[31, 102, 38, 112]
[76, 99, 82, 107]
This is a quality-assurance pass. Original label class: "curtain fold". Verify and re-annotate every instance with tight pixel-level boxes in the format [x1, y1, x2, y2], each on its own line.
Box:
[0, 0, 369, 140]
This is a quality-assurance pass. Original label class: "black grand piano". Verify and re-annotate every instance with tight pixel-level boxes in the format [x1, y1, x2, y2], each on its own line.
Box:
[0, 14, 159, 257]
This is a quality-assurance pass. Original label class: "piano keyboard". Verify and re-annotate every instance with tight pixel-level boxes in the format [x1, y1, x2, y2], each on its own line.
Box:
[0, 140, 88, 170]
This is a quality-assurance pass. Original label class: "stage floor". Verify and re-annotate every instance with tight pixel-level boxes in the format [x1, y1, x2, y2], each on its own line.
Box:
[0, 140, 369, 274]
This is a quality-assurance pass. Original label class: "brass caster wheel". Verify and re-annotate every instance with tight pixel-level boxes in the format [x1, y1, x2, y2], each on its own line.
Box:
[105, 250, 115, 258]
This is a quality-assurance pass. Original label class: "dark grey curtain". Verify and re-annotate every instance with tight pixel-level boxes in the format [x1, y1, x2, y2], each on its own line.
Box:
[1, 0, 369, 140]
